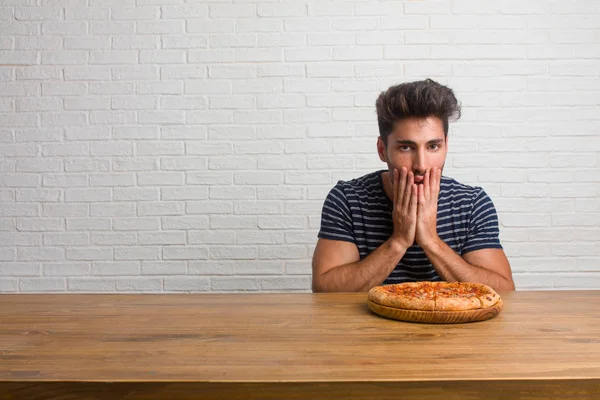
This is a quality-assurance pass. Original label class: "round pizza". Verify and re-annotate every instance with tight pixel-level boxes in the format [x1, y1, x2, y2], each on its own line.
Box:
[368, 281, 501, 312]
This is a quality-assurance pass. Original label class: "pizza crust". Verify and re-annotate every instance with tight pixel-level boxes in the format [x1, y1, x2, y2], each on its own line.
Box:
[368, 281, 501, 312]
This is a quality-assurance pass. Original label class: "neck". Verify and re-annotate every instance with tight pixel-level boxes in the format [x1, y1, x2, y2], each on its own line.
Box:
[381, 171, 394, 202]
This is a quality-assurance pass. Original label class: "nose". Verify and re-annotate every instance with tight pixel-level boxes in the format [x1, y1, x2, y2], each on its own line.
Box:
[413, 148, 427, 175]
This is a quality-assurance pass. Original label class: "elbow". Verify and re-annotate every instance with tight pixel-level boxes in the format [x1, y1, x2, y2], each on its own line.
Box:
[311, 275, 324, 293]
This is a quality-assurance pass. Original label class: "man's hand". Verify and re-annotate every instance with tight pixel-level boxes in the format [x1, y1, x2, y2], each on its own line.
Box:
[390, 167, 418, 250]
[415, 167, 441, 247]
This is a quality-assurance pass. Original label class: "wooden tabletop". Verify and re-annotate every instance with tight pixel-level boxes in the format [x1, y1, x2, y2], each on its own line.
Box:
[1, 290, 600, 399]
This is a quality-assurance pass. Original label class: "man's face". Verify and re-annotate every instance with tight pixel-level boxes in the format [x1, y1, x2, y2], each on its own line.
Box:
[377, 116, 448, 185]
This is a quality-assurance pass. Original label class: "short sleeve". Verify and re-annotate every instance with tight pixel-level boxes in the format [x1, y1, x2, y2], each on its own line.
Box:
[461, 188, 503, 254]
[317, 182, 355, 244]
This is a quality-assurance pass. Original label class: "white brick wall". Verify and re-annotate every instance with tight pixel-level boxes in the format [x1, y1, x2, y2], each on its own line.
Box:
[0, 1, 599, 293]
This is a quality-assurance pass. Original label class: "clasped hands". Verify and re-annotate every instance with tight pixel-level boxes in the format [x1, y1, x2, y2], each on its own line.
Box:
[390, 166, 441, 250]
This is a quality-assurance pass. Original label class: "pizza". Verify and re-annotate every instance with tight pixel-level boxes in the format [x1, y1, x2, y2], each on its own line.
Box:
[367, 281, 500, 312]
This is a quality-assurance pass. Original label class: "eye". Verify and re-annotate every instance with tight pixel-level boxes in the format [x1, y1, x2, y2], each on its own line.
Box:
[429, 144, 440, 150]
[398, 145, 411, 152]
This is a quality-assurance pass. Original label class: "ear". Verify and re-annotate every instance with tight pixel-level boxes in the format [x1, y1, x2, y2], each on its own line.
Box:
[377, 136, 387, 163]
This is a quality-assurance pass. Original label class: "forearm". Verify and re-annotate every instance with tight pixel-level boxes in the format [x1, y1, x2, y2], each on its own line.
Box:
[316, 239, 408, 292]
[422, 238, 515, 292]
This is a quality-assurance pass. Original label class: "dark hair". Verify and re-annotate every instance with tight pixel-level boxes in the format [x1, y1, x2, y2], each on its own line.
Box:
[375, 79, 461, 145]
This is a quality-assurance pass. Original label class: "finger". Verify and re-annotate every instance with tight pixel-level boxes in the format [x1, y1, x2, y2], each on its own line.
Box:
[398, 167, 407, 207]
[410, 183, 418, 217]
[403, 171, 414, 210]
[418, 182, 425, 207]
[434, 168, 441, 200]
[392, 168, 398, 206]
[423, 169, 430, 201]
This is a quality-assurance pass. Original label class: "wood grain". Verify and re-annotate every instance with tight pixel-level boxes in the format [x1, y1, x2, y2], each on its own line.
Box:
[1, 291, 600, 399]
[367, 298, 503, 323]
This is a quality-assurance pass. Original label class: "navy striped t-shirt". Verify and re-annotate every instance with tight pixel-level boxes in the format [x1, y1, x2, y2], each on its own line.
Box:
[317, 169, 503, 284]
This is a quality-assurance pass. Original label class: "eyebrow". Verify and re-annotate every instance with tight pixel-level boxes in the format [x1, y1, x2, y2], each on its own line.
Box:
[395, 139, 444, 145]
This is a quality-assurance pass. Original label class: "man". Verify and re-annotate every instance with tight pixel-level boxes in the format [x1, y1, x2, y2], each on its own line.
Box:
[312, 79, 515, 293]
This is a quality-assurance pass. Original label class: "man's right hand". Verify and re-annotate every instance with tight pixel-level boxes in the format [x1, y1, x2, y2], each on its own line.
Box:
[390, 167, 418, 250]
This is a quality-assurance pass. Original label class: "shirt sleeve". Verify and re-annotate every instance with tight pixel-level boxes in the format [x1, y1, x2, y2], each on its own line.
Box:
[461, 188, 503, 254]
[317, 182, 355, 244]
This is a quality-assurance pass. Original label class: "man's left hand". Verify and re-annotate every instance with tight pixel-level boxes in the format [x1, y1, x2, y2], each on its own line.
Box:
[415, 167, 441, 248]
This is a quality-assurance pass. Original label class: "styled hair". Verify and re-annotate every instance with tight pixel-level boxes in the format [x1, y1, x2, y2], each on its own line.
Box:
[375, 79, 461, 144]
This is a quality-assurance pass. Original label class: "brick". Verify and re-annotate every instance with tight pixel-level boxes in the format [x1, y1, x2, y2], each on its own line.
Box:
[236, 231, 284, 245]
[161, 187, 208, 201]
[142, 261, 186, 275]
[286, 261, 311, 275]
[65, 7, 109, 20]
[16, 218, 63, 232]
[43, 233, 90, 246]
[113, 217, 159, 231]
[164, 277, 209, 292]
[187, 201, 233, 215]
[210, 246, 257, 260]
[161, 157, 207, 171]
[91, 233, 136, 246]
[257, 187, 304, 200]
[90, 50, 137, 64]
[163, 246, 208, 260]
[186, 171, 232, 185]
[211, 277, 259, 292]
[66, 218, 110, 231]
[16, 36, 62, 50]
[285, 110, 329, 123]
[112, 126, 159, 139]
[138, 110, 185, 124]
[90, 173, 135, 187]
[285, 47, 332, 62]
[64, 36, 110, 50]
[285, 171, 331, 184]
[139, 232, 185, 245]
[261, 276, 310, 291]
[234, 171, 282, 185]
[112, 65, 158, 80]
[109, 182, 159, 200]
[68, 278, 116, 292]
[112, 6, 158, 20]
[67, 247, 113, 261]
[113, 157, 158, 172]
[44, 262, 90, 276]
[1, 174, 41, 188]
[21, 278, 66, 292]
[18, 247, 64, 261]
[162, 126, 208, 140]
[259, 245, 307, 259]
[189, 261, 234, 276]
[65, 127, 111, 141]
[114, 246, 160, 261]
[208, 156, 257, 171]
[0, 262, 40, 277]
[43, 204, 89, 217]
[138, 202, 185, 216]
[258, 216, 306, 230]
[210, 215, 256, 229]
[161, 215, 208, 230]
[257, 34, 304, 47]
[137, 172, 184, 186]
[188, 230, 235, 245]
[209, 4, 255, 18]
[90, 203, 136, 217]
[117, 277, 163, 292]
[161, 95, 206, 110]
[210, 186, 256, 200]
[258, 64, 304, 78]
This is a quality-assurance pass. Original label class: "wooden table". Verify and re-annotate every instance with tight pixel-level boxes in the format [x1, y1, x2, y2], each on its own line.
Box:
[1, 291, 600, 399]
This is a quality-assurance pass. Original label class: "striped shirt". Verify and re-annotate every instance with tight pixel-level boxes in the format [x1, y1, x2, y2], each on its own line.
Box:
[317, 169, 503, 284]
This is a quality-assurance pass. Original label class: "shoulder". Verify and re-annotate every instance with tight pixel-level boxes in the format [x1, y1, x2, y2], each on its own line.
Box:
[440, 176, 491, 204]
[328, 170, 385, 199]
